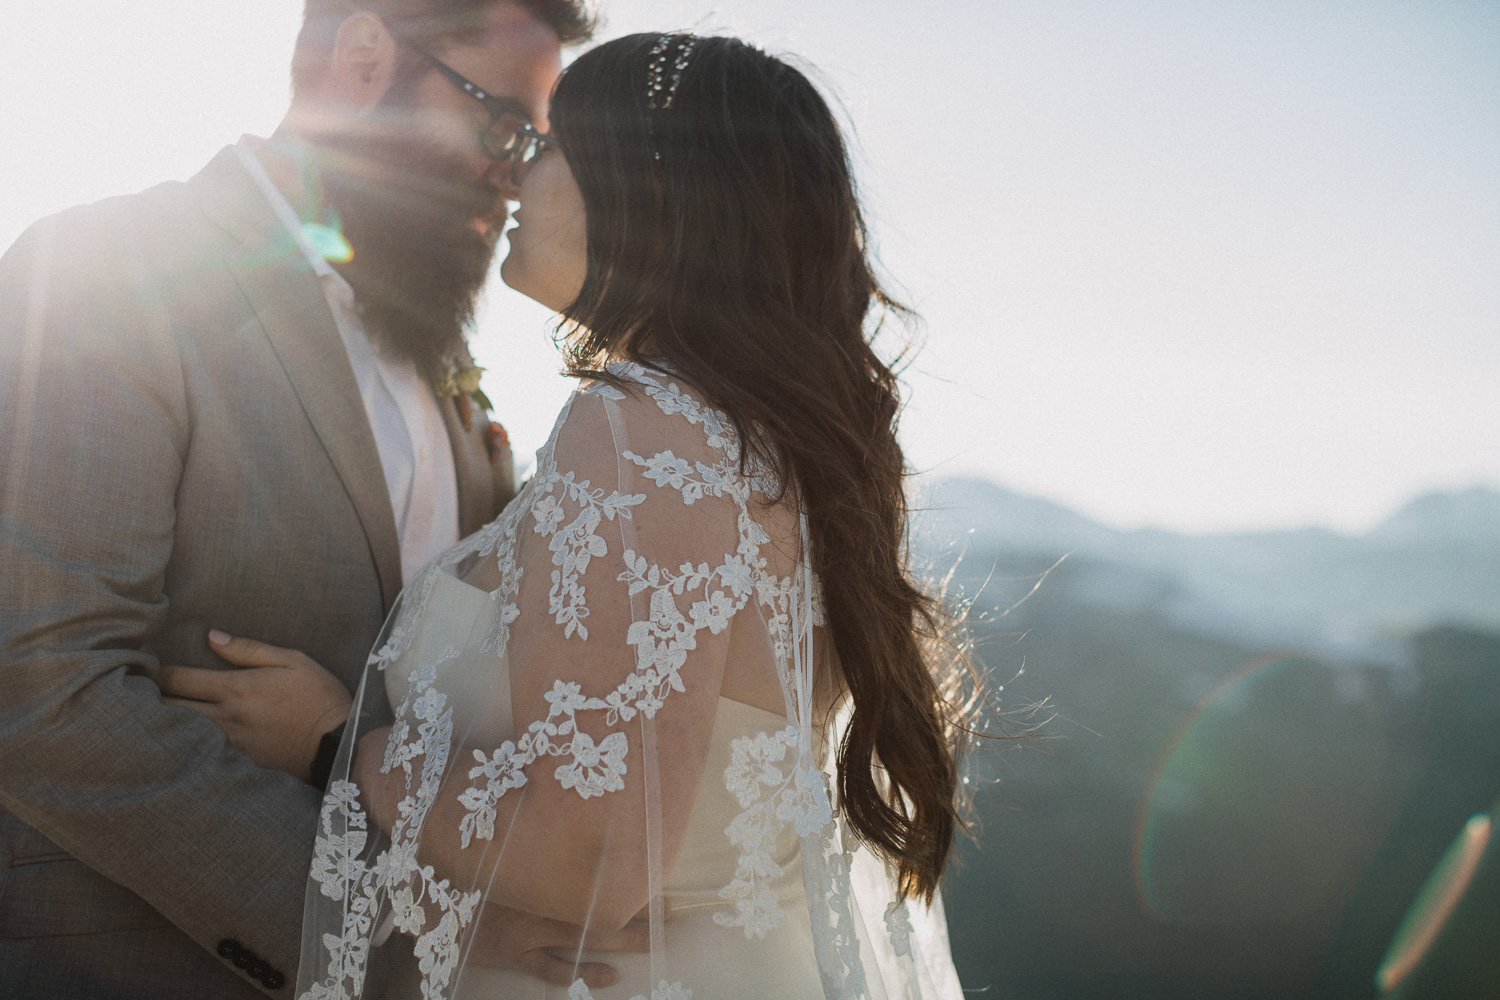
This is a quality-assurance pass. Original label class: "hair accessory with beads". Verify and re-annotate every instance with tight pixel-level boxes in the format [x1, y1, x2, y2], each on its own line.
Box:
[646, 32, 698, 111]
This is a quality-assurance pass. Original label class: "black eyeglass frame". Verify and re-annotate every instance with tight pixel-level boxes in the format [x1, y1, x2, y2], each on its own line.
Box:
[401, 39, 535, 162]
[508, 122, 563, 185]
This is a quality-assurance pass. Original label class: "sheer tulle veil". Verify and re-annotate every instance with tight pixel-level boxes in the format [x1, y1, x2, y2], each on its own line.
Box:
[294, 365, 964, 999]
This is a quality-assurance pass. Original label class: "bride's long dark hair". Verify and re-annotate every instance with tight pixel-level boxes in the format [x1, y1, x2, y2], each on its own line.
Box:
[549, 33, 965, 901]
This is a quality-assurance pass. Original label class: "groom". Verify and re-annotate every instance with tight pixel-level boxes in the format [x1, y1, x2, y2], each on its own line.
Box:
[0, 2, 626, 997]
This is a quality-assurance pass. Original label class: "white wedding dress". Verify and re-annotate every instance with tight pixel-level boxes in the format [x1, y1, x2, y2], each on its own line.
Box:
[296, 364, 963, 1000]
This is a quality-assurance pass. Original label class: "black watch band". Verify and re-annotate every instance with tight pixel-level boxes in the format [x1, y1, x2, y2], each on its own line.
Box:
[308, 722, 347, 790]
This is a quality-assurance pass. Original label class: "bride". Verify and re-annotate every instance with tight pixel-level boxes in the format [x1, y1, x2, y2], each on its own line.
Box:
[193, 32, 970, 1000]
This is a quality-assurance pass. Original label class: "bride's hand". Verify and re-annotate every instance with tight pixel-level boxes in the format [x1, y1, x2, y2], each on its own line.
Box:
[159, 630, 353, 782]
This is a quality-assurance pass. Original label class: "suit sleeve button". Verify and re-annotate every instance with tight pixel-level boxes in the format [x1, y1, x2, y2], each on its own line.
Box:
[246, 959, 269, 979]
[262, 970, 287, 990]
[232, 950, 254, 969]
[217, 938, 242, 960]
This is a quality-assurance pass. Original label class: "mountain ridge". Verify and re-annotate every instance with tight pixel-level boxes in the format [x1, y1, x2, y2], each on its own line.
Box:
[913, 477, 1500, 658]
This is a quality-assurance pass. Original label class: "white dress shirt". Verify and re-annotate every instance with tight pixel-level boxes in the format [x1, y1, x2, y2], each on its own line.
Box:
[234, 137, 460, 585]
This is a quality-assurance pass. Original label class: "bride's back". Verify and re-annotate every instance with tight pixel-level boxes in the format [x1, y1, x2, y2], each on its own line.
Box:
[367, 364, 839, 998]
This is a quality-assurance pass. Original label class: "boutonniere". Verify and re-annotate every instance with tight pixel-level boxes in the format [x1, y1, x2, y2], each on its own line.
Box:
[434, 360, 493, 432]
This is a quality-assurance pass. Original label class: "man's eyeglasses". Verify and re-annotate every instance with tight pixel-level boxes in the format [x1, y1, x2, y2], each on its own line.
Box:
[402, 41, 532, 163]
[402, 41, 564, 185]
[508, 123, 562, 185]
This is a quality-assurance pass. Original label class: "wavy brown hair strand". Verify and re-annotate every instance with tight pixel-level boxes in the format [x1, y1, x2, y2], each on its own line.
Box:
[548, 34, 966, 901]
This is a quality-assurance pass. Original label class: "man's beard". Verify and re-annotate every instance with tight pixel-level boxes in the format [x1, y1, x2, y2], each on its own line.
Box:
[316, 128, 503, 377]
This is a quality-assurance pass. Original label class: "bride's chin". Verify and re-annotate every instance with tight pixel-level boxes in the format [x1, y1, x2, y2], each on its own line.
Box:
[499, 249, 525, 293]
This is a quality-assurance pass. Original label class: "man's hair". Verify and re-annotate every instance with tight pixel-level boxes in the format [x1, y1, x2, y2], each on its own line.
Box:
[291, 0, 596, 95]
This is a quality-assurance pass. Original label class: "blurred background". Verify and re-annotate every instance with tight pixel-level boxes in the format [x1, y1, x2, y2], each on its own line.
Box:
[3, 2, 1497, 997]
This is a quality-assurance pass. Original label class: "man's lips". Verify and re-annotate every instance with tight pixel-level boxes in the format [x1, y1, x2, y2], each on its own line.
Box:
[471, 211, 505, 237]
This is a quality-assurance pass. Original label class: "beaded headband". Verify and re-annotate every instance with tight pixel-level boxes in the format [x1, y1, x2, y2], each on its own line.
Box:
[646, 32, 698, 111]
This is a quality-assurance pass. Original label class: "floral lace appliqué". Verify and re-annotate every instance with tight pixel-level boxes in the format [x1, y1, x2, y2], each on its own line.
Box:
[884, 899, 914, 958]
[455, 373, 780, 845]
[303, 652, 482, 1000]
[714, 726, 834, 939]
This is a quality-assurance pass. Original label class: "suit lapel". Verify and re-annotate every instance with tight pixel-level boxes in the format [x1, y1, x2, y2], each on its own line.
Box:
[195, 147, 404, 612]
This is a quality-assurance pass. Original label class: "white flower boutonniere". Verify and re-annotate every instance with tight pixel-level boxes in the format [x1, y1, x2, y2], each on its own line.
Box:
[434, 360, 492, 431]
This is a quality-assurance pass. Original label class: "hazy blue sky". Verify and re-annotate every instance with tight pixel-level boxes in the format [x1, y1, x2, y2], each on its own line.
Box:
[3, 1, 1495, 533]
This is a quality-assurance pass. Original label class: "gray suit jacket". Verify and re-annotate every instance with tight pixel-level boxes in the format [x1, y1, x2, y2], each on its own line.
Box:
[0, 146, 514, 998]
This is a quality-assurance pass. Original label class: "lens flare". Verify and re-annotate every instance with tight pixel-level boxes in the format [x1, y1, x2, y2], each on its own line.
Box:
[1375, 813, 1492, 994]
[302, 221, 353, 263]
[1132, 653, 1399, 927]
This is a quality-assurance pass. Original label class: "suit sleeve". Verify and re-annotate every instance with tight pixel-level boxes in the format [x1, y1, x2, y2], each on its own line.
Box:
[0, 207, 317, 993]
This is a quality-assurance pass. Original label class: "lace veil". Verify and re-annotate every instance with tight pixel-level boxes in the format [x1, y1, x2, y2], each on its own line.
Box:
[295, 364, 964, 1000]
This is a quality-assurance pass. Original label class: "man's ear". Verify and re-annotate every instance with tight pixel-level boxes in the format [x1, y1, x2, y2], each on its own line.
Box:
[327, 11, 398, 110]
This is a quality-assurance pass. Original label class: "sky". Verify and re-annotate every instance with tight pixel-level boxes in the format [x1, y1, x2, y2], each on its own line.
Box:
[2, 1, 1496, 534]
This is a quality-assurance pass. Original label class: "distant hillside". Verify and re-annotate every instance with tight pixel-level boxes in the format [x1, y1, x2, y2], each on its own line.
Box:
[912, 478, 1500, 659]
[918, 479, 1500, 999]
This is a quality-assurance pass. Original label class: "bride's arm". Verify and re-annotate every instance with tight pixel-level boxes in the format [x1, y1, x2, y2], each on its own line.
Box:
[160, 637, 653, 987]
[352, 624, 731, 930]
[352, 638, 726, 935]
[356, 385, 745, 931]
